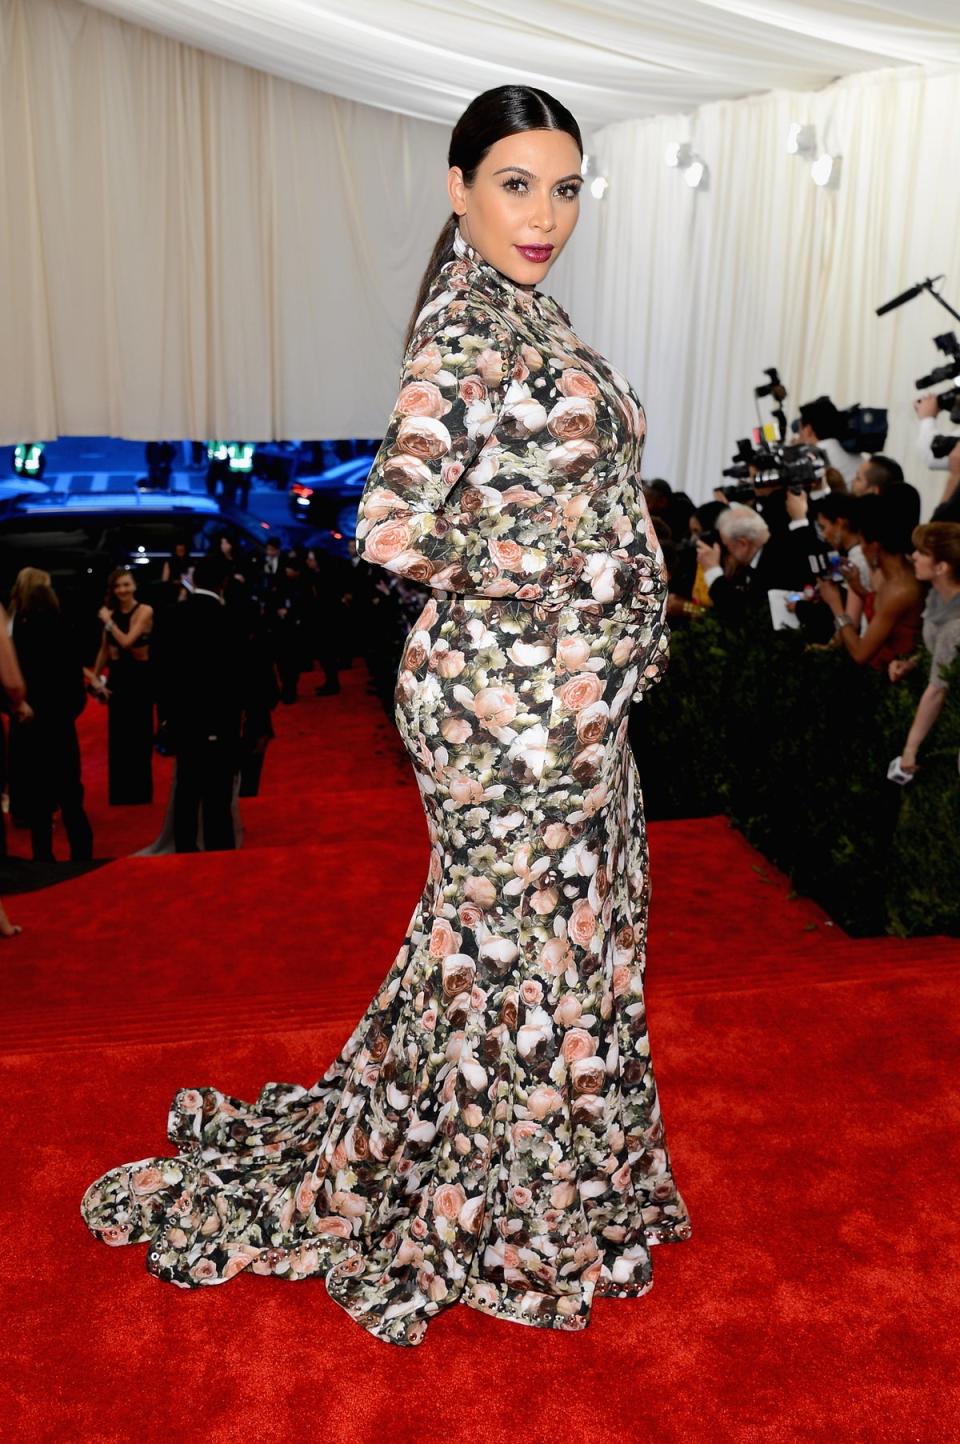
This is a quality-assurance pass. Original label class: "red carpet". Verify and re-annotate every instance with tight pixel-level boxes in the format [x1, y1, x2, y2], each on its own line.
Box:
[3, 663, 958, 1442]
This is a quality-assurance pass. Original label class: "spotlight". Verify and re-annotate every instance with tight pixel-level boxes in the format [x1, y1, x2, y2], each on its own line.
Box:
[590, 175, 609, 199]
[812, 153, 842, 189]
[787, 123, 816, 156]
[682, 160, 709, 191]
[665, 142, 694, 169]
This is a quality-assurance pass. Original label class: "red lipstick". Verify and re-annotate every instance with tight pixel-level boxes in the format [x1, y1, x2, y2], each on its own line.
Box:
[515, 244, 554, 263]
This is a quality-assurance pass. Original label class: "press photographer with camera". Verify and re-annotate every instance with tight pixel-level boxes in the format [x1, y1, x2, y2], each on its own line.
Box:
[810, 493, 871, 631]
[695, 502, 815, 625]
[794, 397, 862, 486]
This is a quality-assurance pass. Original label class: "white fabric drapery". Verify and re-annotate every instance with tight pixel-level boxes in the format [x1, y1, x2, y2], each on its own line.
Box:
[2, 0, 959, 519]
[549, 62, 960, 512]
[1, 0, 450, 444]
[77, 0, 960, 126]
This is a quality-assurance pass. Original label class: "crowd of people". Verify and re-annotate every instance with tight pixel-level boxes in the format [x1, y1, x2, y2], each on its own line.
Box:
[2, 389, 958, 925]
[0, 533, 375, 886]
[648, 396, 960, 780]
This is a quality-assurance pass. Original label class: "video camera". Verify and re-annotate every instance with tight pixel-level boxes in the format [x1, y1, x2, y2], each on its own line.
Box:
[915, 331, 960, 458]
[720, 437, 826, 501]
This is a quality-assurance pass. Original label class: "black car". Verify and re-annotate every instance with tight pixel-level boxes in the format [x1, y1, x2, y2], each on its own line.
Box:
[0, 493, 269, 658]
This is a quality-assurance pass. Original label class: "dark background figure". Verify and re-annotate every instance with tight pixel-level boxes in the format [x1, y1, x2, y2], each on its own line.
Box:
[0, 598, 30, 861]
[88, 567, 155, 805]
[254, 535, 284, 604]
[156, 555, 244, 852]
[8, 568, 93, 863]
[235, 591, 280, 797]
[267, 550, 311, 704]
[160, 540, 192, 590]
[304, 546, 352, 695]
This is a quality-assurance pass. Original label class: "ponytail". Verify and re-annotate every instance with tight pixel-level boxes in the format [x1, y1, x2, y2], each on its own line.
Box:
[401, 212, 458, 359]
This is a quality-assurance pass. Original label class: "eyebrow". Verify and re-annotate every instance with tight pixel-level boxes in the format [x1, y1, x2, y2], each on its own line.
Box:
[492, 166, 583, 184]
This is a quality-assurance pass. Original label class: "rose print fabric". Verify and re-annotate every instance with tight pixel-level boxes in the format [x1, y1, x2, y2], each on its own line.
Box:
[79, 227, 692, 1347]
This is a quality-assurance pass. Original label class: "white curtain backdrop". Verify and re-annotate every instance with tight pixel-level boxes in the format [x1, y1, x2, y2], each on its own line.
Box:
[0, 0, 450, 443]
[549, 62, 960, 512]
[79, 0, 960, 126]
[2, 0, 959, 519]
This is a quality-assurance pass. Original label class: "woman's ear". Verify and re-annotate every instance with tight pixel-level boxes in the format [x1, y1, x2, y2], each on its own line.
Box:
[447, 166, 466, 216]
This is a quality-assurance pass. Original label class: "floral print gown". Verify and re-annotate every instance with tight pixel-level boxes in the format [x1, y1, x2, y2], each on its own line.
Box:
[79, 226, 692, 1346]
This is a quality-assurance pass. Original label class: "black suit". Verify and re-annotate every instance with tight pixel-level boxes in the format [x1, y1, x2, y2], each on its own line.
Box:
[707, 525, 819, 626]
[155, 592, 244, 852]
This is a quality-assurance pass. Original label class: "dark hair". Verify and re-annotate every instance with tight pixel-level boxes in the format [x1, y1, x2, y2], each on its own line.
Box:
[858, 491, 920, 556]
[693, 500, 725, 533]
[812, 493, 862, 528]
[193, 555, 230, 593]
[265, 535, 282, 550]
[401, 85, 583, 356]
[646, 478, 673, 498]
[799, 395, 845, 440]
[862, 453, 904, 494]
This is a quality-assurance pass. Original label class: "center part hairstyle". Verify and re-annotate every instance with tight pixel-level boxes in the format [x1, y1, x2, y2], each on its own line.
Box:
[401, 85, 583, 357]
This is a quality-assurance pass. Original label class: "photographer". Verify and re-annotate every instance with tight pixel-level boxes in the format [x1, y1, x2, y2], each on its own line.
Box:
[795, 397, 861, 486]
[889, 522, 960, 774]
[850, 453, 906, 499]
[810, 492, 871, 631]
[695, 502, 814, 626]
[930, 436, 960, 524]
[914, 392, 959, 477]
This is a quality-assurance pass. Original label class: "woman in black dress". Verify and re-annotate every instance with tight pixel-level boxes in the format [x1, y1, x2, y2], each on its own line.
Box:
[8, 568, 94, 862]
[89, 568, 155, 805]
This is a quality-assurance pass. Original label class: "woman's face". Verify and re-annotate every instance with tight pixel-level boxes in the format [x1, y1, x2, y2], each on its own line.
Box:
[449, 128, 583, 288]
[910, 548, 935, 582]
[113, 573, 135, 604]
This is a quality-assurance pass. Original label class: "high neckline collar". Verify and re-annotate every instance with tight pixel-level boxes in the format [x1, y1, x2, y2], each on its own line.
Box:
[451, 226, 544, 310]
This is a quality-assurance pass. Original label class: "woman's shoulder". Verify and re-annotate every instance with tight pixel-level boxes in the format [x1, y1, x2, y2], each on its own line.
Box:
[406, 276, 516, 370]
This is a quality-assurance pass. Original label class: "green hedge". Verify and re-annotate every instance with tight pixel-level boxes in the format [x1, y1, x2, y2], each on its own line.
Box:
[630, 614, 960, 937]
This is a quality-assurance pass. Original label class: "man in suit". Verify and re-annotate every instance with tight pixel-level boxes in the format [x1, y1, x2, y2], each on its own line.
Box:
[156, 554, 244, 851]
[695, 501, 818, 626]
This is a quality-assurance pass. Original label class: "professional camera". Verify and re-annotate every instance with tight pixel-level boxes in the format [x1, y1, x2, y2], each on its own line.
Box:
[916, 334, 960, 459]
[916, 332, 960, 391]
[720, 437, 826, 499]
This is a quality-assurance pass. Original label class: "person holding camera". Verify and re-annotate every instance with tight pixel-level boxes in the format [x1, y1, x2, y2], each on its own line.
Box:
[795, 397, 861, 486]
[695, 501, 815, 625]
[889, 522, 960, 773]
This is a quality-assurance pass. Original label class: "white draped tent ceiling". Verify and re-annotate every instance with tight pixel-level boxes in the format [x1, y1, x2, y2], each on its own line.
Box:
[73, 0, 960, 126]
[2, 0, 960, 508]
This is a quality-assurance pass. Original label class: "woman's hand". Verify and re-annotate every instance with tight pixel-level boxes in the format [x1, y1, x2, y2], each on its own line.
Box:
[12, 699, 34, 723]
[695, 539, 722, 572]
[900, 748, 919, 774]
[97, 606, 112, 626]
[816, 577, 843, 611]
[839, 560, 867, 599]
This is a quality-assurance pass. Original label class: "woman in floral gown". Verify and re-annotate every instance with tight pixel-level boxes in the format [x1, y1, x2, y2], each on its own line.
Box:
[80, 84, 692, 1347]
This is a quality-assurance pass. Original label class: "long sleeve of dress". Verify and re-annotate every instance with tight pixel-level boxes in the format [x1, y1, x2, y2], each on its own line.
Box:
[355, 295, 634, 606]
